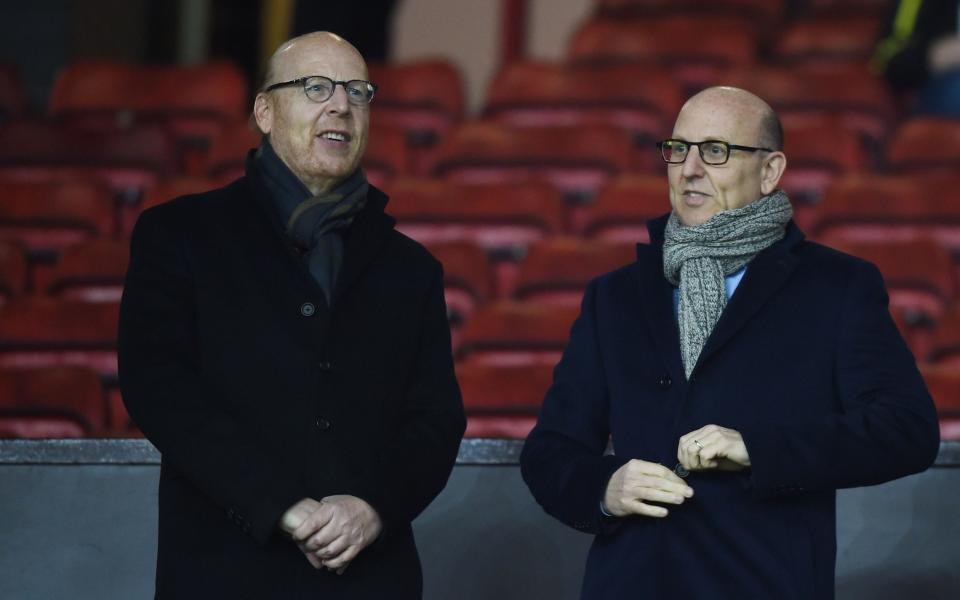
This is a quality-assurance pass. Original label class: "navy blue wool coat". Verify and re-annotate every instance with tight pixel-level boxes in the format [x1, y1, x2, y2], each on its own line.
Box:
[521, 215, 939, 599]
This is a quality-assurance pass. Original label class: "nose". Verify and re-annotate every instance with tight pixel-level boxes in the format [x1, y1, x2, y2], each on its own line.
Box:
[324, 83, 350, 114]
[680, 144, 706, 178]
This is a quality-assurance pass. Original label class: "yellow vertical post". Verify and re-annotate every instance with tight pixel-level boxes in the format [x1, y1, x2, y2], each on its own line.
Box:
[260, 0, 295, 84]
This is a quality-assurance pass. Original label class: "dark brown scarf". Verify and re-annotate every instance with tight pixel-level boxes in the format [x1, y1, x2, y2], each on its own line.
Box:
[254, 139, 368, 304]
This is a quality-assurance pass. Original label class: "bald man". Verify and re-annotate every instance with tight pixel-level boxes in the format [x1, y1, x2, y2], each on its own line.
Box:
[119, 32, 465, 599]
[520, 87, 939, 598]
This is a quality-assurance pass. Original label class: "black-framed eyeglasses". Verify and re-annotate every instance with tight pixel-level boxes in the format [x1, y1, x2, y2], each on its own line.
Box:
[264, 75, 378, 106]
[657, 139, 774, 166]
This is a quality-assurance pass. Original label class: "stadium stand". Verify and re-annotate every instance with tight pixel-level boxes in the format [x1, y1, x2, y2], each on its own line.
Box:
[0, 366, 105, 438]
[457, 301, 578, 366]
[457, 362, 554, 438]
[513, 237, 634, 306]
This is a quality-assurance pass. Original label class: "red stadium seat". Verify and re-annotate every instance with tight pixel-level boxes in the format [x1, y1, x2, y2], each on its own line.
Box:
[514, 237, 635, 306]
[779, 115, 869, 210]
[457, 301, 577, 366]
[919, 365, 960, 441]
[930, 307, 960, 367]
[0, 180, 115, 252]
[484, 61, 682, 160]
[49, 60, 248, 171]
[367, 59, 464, 174]
[804, 0, 890, 18]
[457, 363, 554, 439]
[593, 0, 784, 23]
[576, 174, 668, 242]
[124, 175, 229, 234]
[427, 241, 495, 350]
[811, 175, 960, 251]
[885, 118, 960, 177]
[0, 120, 176, 195]
[204, 119, 260, 180]
[358, 124, 410, 187]
[0, 239, 26, 304]
[568, 16, 757, 90]
[430, 121, 637, 201]
[0, 63, 26, 121]
[388, 177, 565, 250]
[0, 366, 106, 438]
[44, 239, 129, 303]
[0, 297, 119, 378]
[718, 64, 896, 145]
[827, 239, 955, 326]
[773, 16, 884, 66]
[388, 178, 566, 296]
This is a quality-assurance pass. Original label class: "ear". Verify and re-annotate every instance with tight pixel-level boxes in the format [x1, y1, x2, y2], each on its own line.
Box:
[253, 92, 273, 135]
[760, 151, 787, 195]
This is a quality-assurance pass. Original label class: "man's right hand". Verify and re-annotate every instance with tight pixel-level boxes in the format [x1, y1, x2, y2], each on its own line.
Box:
[603, 459, 694, 518]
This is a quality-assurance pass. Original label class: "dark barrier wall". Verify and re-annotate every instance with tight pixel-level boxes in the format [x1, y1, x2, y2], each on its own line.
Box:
[1, 440, 958, 599]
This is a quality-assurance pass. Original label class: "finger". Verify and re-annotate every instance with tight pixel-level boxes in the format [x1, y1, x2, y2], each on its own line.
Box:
[281, 506, 312, 533]
[303, 551, 324, 570]
[677, 440, 698, 471]
[634, 486, 688, 505]
[622, 499, 669, 518]
[313, 534, 349, 559]
[630, 475, 693, 498]
[323, 544, 360, 571]
[304, 525, 341, 552]
[293, 504, 334, 542]
[636, 460, 686, 485]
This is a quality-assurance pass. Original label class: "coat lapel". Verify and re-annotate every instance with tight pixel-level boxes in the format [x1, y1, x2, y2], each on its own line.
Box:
[637, 216, 686, 382]
[693, 222, 804, 373]
[332, 187, 395, 306]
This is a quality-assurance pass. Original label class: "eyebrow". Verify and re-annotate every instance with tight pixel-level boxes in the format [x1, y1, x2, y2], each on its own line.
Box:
[671, 137, 731, 143]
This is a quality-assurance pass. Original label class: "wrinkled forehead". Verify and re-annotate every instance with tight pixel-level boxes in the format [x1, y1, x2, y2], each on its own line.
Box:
[671, 98, 761, 144]
[275, 39, 368, 82]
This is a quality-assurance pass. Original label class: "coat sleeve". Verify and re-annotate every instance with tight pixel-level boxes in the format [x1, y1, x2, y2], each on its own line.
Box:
[741, 261, 941, 499]
[344, 261, 466, 534]
[520, 279, 629, 535]
[118, 206, 307, 544]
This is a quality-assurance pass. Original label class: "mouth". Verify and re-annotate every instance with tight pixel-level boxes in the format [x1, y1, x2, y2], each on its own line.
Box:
[318, 130, 351, 143]
[681, 190, 711, 206]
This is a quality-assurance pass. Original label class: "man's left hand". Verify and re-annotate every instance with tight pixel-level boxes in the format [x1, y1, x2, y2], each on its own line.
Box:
[289, 495, 383, 574]
[678, 424, 751, 471]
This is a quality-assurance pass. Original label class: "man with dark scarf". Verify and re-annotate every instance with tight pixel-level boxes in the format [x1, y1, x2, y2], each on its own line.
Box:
[119, 32, 465, 599]
[520, 87, 939, 598]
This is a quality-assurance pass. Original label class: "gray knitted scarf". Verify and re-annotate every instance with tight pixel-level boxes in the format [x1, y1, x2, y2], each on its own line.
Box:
[663, 190, 793, 378]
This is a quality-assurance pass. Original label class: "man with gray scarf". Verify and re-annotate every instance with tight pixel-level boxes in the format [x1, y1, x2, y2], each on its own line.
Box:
[119, 32, 465, 599]
[520, 87, 939, 598]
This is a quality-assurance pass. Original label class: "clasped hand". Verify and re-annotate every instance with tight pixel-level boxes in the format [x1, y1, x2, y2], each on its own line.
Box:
[279, 495, 382, 574]
[603, 424, 750, 518]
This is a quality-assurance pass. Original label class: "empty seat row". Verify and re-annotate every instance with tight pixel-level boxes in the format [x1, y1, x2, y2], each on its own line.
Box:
[3, 355, 960, 440]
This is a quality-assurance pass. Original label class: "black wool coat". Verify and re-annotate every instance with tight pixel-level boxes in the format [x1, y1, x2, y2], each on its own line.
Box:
[118, 167, 466, 599]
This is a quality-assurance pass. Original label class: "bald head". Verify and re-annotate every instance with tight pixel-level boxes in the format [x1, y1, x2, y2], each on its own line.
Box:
[261, 31, 367, 91]
[679, 87, 783, 151]
[666, 86, 787, 226]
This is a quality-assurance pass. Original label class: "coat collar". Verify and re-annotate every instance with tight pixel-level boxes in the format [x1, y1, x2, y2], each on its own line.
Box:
[639, 211, 805, 378]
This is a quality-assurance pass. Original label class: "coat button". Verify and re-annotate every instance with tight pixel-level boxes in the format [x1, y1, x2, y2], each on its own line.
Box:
[674, 464, 689, 478]
[300, 302, 315, 317]
[658, 375, 672, 390]
[316, 418, 332, 431]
